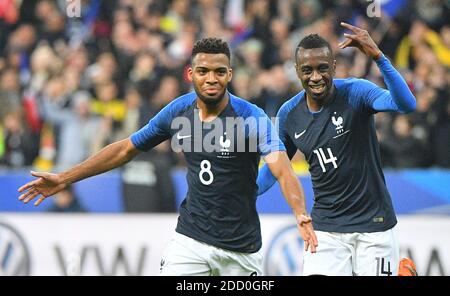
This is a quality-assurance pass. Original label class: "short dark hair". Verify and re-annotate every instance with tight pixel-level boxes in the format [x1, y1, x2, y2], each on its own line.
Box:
[295, 34, 333, 59]
[191, 38, 231, 62]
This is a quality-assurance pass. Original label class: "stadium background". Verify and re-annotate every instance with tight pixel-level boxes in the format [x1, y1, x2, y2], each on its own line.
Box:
[0, 0, 449, 275]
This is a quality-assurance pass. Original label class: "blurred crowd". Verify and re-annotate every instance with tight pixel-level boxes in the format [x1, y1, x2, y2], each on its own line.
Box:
[0, 0, 449, 178]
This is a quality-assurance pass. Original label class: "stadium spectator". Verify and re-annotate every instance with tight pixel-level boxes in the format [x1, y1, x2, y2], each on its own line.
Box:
[252, 63, 296, 118]
[122, 142, 177, 213]
[0, 110, 37, 167]
[47, 184, 87, 213]
[41, 89, 101, 171]
[433, 99, 450, 168]
[128, 51, 161, 100]
[0, 67, 21, 119]
[380, 115, 427, 168]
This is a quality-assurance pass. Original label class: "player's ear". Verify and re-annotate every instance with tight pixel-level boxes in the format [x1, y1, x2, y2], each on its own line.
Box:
[295, 63, 301, 79]
[228, 67, 233, 82]
[333, 60, 337, 75]
[187, 67, 193, 82]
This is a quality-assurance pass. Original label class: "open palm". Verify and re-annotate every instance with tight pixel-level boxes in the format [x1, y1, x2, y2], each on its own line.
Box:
[18, 171, 67, 206]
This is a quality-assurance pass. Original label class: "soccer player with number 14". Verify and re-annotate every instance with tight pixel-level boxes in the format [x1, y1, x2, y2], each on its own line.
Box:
[258, 22, 417, 276]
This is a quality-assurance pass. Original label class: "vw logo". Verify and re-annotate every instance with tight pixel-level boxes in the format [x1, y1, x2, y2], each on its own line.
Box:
[0, 222, 31, 276]
[264, 224, 304, 276]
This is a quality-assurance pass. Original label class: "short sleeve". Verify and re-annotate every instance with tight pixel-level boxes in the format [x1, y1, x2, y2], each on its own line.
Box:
[130, 105, 173, 151]
[249, 107, 286, 156]
[276, 105, 297, 159]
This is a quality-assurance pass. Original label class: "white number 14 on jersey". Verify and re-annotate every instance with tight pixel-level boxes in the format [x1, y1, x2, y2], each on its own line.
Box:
[313, 148, 338, 172]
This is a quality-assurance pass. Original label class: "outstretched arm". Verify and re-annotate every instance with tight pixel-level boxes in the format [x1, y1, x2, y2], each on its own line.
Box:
[264, 151, 318, 253]
[19, 95, 177, 206]
[339, 22, 416, 113]
[18, 138, 140, 206]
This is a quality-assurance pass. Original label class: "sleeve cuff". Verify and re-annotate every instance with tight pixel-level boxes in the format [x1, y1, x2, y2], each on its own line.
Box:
[374, 53, 387, 63]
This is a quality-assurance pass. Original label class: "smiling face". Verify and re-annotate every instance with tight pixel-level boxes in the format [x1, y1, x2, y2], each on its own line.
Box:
[188, 53, 232, 106]
[296, 47, 336, 105]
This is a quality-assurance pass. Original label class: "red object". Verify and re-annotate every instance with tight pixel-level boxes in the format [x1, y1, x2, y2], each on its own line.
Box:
[0, 0, 18, 24]
[93, 20, 112, 38]
[398, 257, 418, 276]
[22, 91, 42, 133]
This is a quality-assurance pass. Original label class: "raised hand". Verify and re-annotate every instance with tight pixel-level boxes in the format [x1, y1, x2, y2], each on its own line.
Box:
[18, 171, 67, 206]
[339, 22, 382, 59]
[297, 214, 318, 253]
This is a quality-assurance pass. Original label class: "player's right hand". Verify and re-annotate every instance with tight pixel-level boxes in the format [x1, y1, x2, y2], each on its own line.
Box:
[296, 214, 318, 253]
[339, 22, 382, 60]
[18, 171, 67, 206]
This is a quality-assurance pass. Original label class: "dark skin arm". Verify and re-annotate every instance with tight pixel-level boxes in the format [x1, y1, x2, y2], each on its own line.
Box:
[265, 151, 318, 253]
[339, 22, 383, 59]
[18, 138, 140, 206]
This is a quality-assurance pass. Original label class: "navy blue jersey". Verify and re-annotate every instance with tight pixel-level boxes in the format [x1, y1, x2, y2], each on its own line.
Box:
[257, 55, 416, 233]
[278, 78, 400, 233]
[131, 92, 285, 252]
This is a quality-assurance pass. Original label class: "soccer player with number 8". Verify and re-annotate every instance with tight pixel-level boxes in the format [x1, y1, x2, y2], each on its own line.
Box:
[17, 38, 317, 276]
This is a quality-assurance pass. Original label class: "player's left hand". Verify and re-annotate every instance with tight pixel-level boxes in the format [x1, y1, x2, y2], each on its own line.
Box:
[339, 22, 382, 60]
[296, 214, 318, 253]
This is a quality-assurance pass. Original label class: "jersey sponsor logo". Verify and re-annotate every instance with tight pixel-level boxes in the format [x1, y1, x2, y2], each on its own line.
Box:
[0, 222, 31, 276]
[294, 129, 307, 139]
[176, 132, 192, 140]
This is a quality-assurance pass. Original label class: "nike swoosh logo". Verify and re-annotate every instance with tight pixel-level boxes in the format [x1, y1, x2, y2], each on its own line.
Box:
[294, 129, 307, 139]
[176, 133, 191, 140]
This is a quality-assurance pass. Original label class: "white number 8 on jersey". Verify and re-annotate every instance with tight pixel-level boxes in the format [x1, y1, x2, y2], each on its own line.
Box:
[199, 160, 214, 185]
